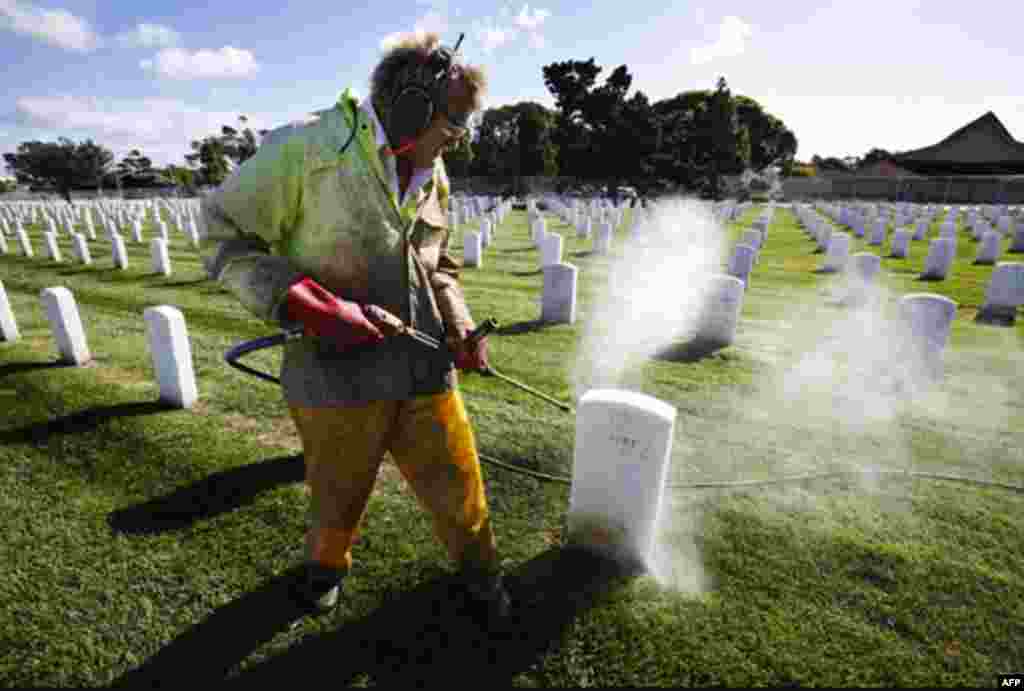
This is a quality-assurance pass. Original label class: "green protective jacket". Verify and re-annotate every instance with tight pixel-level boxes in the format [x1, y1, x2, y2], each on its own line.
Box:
[200, 87, 474, 406]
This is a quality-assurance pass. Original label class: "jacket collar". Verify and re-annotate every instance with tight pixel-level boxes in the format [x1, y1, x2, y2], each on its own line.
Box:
[338, 87, 436, 216]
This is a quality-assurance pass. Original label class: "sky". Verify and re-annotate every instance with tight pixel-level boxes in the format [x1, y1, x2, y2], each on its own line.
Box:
[2, 0, 1023, 171]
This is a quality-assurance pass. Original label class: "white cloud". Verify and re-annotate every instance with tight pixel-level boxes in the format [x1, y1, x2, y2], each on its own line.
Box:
[513, 4, 550, 31]
[12, 94, 279, 167]
[379, 9, 451, 52]
[478, 24, 514, 52]
[141, 46, 259, 80]
[415, 10, 448, 36]
[116, 22, 180, 49]
[0, 0, 100, 52]
[690, 15, 753, 65]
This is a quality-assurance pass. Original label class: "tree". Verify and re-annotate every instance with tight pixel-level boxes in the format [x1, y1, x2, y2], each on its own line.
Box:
[113, 149, 168, 188]
[183, 115, 268, 186]
[219, 115, 268, 168]
[442, 133, 474, 178]
[185, 137, 231, 187]
[2, 138, 114, 202]
[542, 58, 601, 178]
[860, 147, 894, 168]
[698, 76, 747, 198]
[162, 164, 197, 195]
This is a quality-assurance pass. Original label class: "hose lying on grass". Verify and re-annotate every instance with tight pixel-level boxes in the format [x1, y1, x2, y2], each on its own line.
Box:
[225, 334, 1024, 495]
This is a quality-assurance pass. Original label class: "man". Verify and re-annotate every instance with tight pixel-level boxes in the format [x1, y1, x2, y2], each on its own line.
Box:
[200, 31, 510, 624]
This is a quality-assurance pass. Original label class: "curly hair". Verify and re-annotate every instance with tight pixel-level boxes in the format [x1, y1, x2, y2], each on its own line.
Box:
[370, 31, 487, 143]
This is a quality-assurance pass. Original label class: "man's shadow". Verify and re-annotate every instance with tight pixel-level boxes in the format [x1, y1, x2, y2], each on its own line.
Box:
[110, 545, 644, 688]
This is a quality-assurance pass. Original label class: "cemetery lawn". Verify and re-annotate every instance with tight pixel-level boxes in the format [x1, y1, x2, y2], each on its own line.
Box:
[1, 202, 1023, 687]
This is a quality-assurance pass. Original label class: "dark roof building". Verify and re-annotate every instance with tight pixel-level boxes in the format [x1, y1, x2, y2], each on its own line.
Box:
[892, 111, 1024, 175]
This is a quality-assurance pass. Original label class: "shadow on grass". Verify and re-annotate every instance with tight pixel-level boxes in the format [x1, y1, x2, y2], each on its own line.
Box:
[56, 267, 95, 276]
[500, 246, 539, 254]
[915, 274, 946, 282]
[108, 454, 304, 535]
[507, 269, 542, 277]
[110, 545, 642, 688]
[652, 340, 730, 363]
[570, 250, 597, 259]
[494, 319, 550, 336]
[160, 278, 210, 287]
[0, 400, 175, 444]
[0, 360, 75, 379]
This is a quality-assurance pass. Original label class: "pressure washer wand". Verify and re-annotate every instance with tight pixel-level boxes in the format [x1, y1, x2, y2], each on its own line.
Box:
[463, 318, 575, 414]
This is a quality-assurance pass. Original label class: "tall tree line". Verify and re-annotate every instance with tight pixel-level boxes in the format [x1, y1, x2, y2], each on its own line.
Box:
[4, 61, 804, 200]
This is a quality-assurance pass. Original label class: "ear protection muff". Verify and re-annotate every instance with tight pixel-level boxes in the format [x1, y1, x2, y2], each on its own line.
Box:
[386, 33, 465, 156]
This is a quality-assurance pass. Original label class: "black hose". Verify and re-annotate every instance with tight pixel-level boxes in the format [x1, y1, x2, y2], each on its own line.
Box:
[225, 334, 1024, 495]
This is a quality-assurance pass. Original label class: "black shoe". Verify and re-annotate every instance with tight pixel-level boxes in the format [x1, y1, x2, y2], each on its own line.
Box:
[292, 563, 345, 615]
[462, 572, 513, 630]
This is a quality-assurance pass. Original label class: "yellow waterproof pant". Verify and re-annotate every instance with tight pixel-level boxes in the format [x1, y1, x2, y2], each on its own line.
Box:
[289, 389, 498, 576]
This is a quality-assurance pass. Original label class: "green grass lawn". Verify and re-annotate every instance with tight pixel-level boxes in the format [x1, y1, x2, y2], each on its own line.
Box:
[1, 200, 1022, 686]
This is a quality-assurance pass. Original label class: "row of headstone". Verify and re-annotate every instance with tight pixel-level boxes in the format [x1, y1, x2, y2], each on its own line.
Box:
[1, 224, 175, 277]
[795, 202, 1024, 324]
[1, 198, 203, 251]
[0, 280, 197, 407]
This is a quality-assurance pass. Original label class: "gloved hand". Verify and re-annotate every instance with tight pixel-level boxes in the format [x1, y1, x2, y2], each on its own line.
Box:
[446, 325, 490, 372]
[285, 277, 384, 348]
[361, 304, 406, 338]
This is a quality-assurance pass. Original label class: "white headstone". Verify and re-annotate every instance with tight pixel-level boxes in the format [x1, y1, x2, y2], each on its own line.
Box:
[578, 217, 591, 240]
[44, 232, 62, 262]
[816, 225, 832, 252]
[594, 222, 613, 255]
[842, 252, 882, 307]
[1011, 227, 1024, 254]
[898, 293, 957, 378]
[728, 244, 756, 286]
[72, 232, 92, 264]
[742, 229, 762, 252]
[921, 237, 954, 280]
[144, 305, 199, 408]
[851, 252, 881, 283]
[0, 228, 7, 255]
[541, 232, 563, 268]
[132, 219, 144, 244]
[151, 237, 171, 276]
[913, 220, 929, 241]
[541, 262, 578, 324]
[480, 219, 492, 248]
[974, 231, 1002, 265]
[0, 280, 19, 342]
[463, 231, 482, 268]
[568, 389, 677, 569]
[821, 233, 851, 273]
[694, 274, 744, 348]
[890, 229, 910, 258]
[978, 262, 1024, 325]
[112, 234, 129, 269]
[869, 220, 886, 246]
[533, 218, 547, 247]
[40, 286, 91, 365]
[16, 228, 33, 258]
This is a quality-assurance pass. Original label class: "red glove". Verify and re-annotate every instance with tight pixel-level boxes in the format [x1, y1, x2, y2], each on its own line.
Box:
[285, 277, 384, 349]
[447, 328, 490, 372]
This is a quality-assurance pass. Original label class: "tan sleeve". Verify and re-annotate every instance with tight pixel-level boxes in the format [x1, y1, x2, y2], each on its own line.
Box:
[430, 230, 475, 337]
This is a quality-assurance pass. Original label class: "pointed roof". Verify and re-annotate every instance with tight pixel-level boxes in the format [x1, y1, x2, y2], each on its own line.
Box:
[893, 112, 1024, 174]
